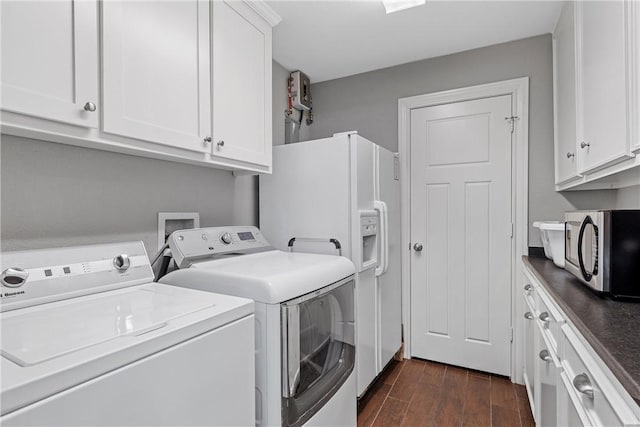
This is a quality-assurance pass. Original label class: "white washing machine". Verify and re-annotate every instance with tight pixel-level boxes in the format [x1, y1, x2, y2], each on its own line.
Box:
[159, 226, 357, 427]
[0, 241, 255, 426]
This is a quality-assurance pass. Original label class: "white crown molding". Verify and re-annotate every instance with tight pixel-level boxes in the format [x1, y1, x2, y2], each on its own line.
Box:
[244, 1, 282, 27]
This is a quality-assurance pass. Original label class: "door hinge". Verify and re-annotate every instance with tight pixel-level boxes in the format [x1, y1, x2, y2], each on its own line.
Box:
[505, 115, 519, 133]
[510, 223, 514, 238]
[510, 327, 514, 343]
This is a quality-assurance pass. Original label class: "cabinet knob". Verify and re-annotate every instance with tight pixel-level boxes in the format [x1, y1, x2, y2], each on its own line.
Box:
[539, 311, 550, 325]
[573, 373, 594, 400]
[566, 152, 575, 159]
[217, 140, 225, 147]
[524, 311, 533, 320]
[203, 136, 212, 143]
[524, 284, 533, 293]
[83, 102, 97, 112]
[538, 349, 552, 363]
[580, 141, 590, 149]
[413, 243, 423, 252]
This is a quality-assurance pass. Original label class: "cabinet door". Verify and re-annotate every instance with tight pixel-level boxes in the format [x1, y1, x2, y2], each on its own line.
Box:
[523, 300, 536, 420]
[553, 1, 580, 184]
[211, 1, 272, 167]
[102, 0, 211, 153]
[0, 0, 99, 128]
[535, 324, 559, 426]
[631, 1, 640, 154]
[576, 0, 632, 172]
[558, 371, 593, 427]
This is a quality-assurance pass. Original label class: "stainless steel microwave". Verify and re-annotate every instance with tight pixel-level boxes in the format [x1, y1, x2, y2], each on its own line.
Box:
[565, 210, 640, 300]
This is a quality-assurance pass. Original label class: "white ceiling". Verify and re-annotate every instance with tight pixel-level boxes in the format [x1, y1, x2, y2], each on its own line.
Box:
[267, 1, 563, 83]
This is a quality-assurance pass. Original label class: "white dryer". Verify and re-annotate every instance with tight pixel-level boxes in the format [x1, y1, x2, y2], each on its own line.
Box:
[0, 242, 255, 426]
[159, 226, 357, 427]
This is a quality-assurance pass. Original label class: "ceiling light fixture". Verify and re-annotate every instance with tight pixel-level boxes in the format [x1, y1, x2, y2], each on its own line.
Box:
[382, 0, 426, 14]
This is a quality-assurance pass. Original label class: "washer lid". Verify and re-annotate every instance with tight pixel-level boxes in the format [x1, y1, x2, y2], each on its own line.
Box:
[2, 286, 216, 366]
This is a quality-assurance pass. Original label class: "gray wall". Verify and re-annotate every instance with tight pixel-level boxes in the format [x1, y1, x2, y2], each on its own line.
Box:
[617, 185, 640, 209]
[1, 134, 257, 254]
[303, 34, 619, 246]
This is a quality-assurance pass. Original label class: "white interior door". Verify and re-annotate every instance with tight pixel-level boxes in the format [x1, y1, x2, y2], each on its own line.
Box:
[410, 94, 513, 376]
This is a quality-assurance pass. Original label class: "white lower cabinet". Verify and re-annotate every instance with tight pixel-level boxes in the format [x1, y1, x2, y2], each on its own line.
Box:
[558, 370, 593, 427]
[522, 267, 640, 426]
[523, 294, 537, 418]
[535, 322, 560, 426]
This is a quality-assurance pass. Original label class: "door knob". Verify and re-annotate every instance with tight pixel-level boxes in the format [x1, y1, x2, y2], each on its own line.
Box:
[567, 152, 575, 159]
[83, 102, 97, 112]
[524, 311, 533, 320]
[413, 243, 423, 252]
[524, 284, 533, 293]
[580, 141, 590, 149]
[217, 140, 225, 147]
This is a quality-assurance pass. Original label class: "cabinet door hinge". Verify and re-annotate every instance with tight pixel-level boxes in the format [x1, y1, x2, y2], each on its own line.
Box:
[510, 327, 514, 343]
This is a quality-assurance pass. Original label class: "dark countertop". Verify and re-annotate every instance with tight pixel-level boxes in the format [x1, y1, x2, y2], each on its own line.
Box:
[523, 256, 640, 406]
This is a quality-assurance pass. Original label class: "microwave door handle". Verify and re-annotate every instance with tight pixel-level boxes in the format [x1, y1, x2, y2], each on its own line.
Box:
[577, 216, 594, 281]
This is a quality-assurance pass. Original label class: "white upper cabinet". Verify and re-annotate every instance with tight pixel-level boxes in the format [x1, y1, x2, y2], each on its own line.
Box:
[210, 1, 272, 169]
[553, 0, 640, 190]
[553, 2, 580, 184]
[101, 0, 211, 154]
[631, 2, 640, 154]
[0, 0, 99, 128]
[575, 0, 633, 173]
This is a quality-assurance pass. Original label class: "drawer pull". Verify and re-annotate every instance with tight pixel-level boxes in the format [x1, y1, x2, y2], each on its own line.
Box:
[524, 311, 533, 320]
[573, 373, 594, 400]
[524, 284, 533, 293]
[539, 349, 552, 362]
[539, 311, 550, 325]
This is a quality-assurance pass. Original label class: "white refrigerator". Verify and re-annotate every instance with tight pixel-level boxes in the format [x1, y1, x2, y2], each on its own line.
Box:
[259, 131, 401, 397]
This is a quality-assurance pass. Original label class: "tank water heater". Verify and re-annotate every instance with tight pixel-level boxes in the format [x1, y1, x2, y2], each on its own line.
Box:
[289, 70, 312, 111]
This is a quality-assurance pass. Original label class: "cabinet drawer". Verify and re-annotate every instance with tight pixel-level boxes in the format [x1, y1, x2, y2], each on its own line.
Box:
[535, 287, 564, 355]
[561, 324, 639, 426]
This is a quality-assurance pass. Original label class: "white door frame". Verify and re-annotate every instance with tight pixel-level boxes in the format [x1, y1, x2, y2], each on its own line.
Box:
[398, 77, 529, 381]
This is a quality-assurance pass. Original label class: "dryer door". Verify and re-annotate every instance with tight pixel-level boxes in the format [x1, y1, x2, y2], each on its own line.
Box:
[281, 276, 355, 427]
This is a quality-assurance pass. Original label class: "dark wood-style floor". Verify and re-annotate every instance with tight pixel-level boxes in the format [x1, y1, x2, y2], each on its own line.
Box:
[357, 358, 535, 427]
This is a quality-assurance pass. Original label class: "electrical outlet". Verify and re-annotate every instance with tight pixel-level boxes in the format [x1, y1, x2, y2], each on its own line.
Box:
[158, 212, 200, 250]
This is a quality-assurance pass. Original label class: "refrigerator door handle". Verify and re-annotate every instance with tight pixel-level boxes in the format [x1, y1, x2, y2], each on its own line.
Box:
[374, 200, 389, 276]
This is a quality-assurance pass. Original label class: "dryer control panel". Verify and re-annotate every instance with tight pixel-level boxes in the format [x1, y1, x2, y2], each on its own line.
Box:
[168, 226, 271, 268]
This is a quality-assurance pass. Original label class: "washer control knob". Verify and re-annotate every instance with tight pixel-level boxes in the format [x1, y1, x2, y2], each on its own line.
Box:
[1, 267, 29, 288]
[113, 254, 131, 271]
[220, 232, 232, 245]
